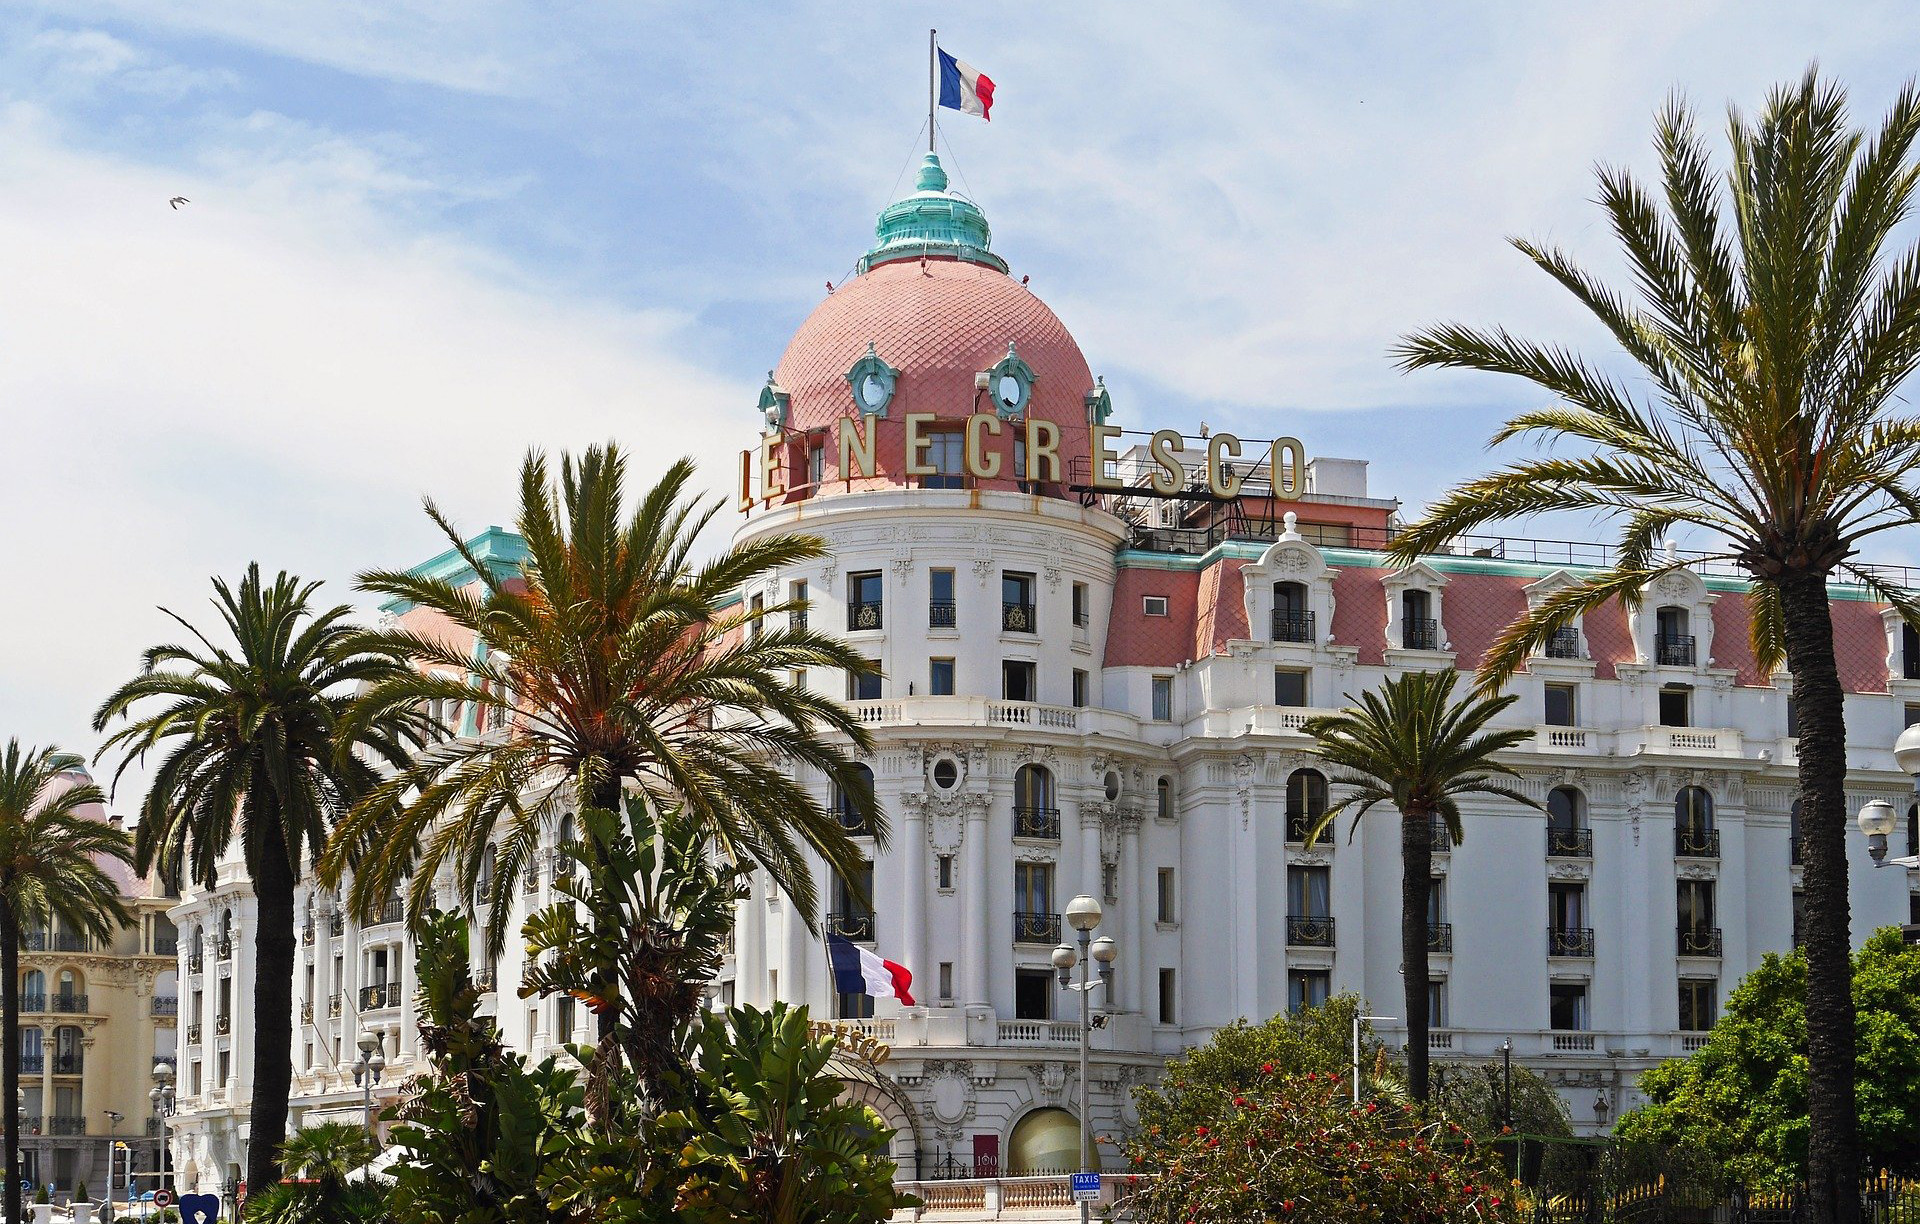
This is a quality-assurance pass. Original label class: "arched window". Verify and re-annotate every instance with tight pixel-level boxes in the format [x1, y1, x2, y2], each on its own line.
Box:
[1156, 776, 1173, 821]
[54, 971, 78, 1009]
[20, 971, 43, 1008]
[1014, 765, 1058, 839]
[1676, 787, 1717, 856]
[1546, 787, 1588, 857]
[53, 1025, 82, 1074]
[1286, 769, 1328, 845]
[833, 763, 876, 836]
[477, 847, 497, 902]
[1656, 606, 1695, 666]
[1401, 590, 1436, 650]
[1273, 581, 1312, 643]
[1007, 1107, 1084, 1175]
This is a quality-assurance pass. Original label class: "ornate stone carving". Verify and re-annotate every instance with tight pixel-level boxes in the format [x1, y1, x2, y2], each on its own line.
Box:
[891, 555, 915, 576]
[1025, 1061, 1071, 1105]
[1043, 565, 1063, 591]
[1292, 849, 1332, 868]
[1548, 862, 1590, 880]
[971, 558, 995, 587]
[1234, 751, 1256, 830]
[1677, 862, 1717, 881]
[1013, 844, 1057, 864]
[924, 1061, 978, 1128]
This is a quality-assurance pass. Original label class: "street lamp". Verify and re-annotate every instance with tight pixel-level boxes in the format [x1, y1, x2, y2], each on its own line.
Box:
[150, 1062, 175, 1201]
[1500, 1038, 1513, 1129]
[1054, 894, 1114, 1224]
[1865, 725, 1920, 868]
[1352, 1015, 1394, 1105]
[352, 1031, 385, 1138]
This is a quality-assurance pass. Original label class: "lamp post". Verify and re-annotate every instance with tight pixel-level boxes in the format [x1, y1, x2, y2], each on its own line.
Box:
[1863, 725, 1920, 869]
[351, 1031, 385, 1138]
[1053, 894, 1115, 1224]
[1351, 1014, 1393, 1105]
[149, 1061, 174, 1211]
[102, 1112, 121, 1219]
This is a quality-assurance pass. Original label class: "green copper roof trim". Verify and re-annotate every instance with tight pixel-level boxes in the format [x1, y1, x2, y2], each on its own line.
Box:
[859, 152, 1008, 275]
[1113, 544, 1886, 601]
[381, 526, 530, 613]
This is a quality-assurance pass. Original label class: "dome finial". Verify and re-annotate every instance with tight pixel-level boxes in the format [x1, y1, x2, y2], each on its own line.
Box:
[916, 152, 949, 193]
[859, 147, 1006, 275]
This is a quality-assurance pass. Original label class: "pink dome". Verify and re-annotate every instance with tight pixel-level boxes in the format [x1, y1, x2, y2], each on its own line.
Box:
[768, 257, 1096, 496]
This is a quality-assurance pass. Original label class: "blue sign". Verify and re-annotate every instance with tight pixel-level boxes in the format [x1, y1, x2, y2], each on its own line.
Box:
[1071, 1172, 1101, 1203]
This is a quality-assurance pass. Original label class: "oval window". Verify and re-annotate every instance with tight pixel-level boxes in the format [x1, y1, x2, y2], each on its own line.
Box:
[1104, 771, 1121, 801]
[933, 759, 960, 790]
[998, 374, 1023, 407]
[862, 373, 886, 407]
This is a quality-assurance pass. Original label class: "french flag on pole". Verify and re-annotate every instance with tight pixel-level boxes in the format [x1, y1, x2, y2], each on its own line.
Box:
[938, 47, 995, 121]
[827, 931, 916, 1006]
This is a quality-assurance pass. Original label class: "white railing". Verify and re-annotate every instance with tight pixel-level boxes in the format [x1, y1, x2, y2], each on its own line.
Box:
[1681, 1034, 1711, 1052]
[1428, 1030, 1453, 1050]
[988, 702, 1081, 730]
[1537, 726, 1593, 751]
[1620, 725, 1743, 757]
[846, 697, 1086, 733]
[842, 1019, 897, 1043]
[1550, 1033, 1596, 1052]
[995, 1020, 1083, 1046]
[898, 1175, 1131, 1218]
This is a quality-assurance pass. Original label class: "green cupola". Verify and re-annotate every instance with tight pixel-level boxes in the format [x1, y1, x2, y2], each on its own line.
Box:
[858, 152, 1008, 274]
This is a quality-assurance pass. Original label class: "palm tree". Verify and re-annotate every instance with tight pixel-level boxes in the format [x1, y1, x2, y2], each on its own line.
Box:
[1300, 670, 1536, 1103]
[321, 446, 882, 1115]
[0, 743, 133, 1224]
[1386, 71, 1920, 1218]
[91, 566, 424, 1196]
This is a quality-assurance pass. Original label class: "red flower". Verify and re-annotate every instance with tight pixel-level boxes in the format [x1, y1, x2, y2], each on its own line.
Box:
[1195, 1126, 1209, 1136]
[1464, 1184, 1478, 1195]
[1365, 1102, 1378, 1114]
[1262, 1062, 1275, 1074]
[1234, 1096, 1247, 1107]
[1491, 1197, 1504, 1208]
[1282, 1201, 1294, 1213]
[1305, 1071, 1317, 1081]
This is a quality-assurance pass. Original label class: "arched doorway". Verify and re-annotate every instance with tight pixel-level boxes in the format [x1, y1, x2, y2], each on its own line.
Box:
[1007, 1106, 1085, 1175]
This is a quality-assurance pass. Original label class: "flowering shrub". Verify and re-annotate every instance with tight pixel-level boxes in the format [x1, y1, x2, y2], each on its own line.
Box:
[1120, 1071, 1520, 1224]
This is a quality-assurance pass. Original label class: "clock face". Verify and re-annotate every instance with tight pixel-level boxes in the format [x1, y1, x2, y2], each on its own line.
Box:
[861, 373, 887, 407]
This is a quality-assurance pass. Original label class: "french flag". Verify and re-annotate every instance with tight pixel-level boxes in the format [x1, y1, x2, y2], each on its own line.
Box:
[938, 48, 995, 121]
[827, 932, 915, 1006]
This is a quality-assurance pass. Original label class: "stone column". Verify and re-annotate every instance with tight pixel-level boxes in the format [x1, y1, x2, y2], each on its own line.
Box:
[736, 870, 766, 1007]
[961, 799, 990, 1006]
[1122, 812, 1146, 1014]
[901, 797, 927, 1002]
[779, 863, 813, 1007]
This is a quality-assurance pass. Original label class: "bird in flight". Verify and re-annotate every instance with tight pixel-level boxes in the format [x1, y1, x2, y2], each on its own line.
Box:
[169, 197, 189, 209]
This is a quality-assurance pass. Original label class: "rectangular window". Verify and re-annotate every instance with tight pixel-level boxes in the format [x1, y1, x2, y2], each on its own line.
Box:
[749, 592, 764, 640]
[1549, 983, 1588, 1031]
[1143, 595, 1169, 617]
[1014, 862, 1055, 914]
[1659, 686, 1692, 727]
[1786, 698, 1797, 738]
[1289, 970, 1331, 1014]
[836, 988, 875, 1019]
[1002, 572, 1036, 633]
[1151, 676, 1173, 721]
[1071, 669, 1089, 708]
[217, 1049, 230, 1085]
[1428, 979, 1449, 1029]
[1158, 968, 1177, 1025]
[930, 568, 956, 628]
[1549, 881, 1587, 929]
[1102, 861, 1118, 905]
[1014, 968, 1053, 1020]
[939, 962, 954, 1002]
[1072, 582, 1090, 628]
[790, 580, 808, 632]
[1544, 683, 1577, 727]
[1002, 659, 1037, 702]
[1678, 978, 1717, 1031]
[1288, 866, 1331, 918]
[930, 657, 956, 696]
[937, 854, 954, 890]
[923, 430, 965, 489]
[1274, 668, 1309, 707]
[1157, 868, 1176, 924]
[807, 444, 825, 489]
[1905, 703, 1920, 729]
[847, 661, 882, 702]
[555, 993, 575, 1041]
[848, 571, 883, 631]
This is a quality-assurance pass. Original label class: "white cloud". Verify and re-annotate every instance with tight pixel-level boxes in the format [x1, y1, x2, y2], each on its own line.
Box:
[0, 102, 750, 793]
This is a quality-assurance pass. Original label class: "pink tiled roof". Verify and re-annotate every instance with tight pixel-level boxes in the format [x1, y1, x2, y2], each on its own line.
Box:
[772, 259, 1095, 493]
[1105, 569, 1201, 667]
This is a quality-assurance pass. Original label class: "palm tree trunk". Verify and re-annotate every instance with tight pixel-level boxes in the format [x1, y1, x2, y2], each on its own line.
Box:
[1401, 811, 1433, 1104]
[586, 775, 624, 1128]
[2, 897, 20, 1224]
[247, 815, 298, 1197]
[1779, 570, 1861, 1224]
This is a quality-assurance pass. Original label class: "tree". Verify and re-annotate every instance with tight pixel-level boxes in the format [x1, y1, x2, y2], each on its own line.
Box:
[244, 1122, 385, 1223]
[1615, 927, 1920, 1187]
[92, 566, 424, 1194]
[1387, 71, 1920, 1221]
[0, 743, 132, 1224]
[324, 446, 881, 1118]
[1300, 670, 1536, 1102]
[1120, 1068, 1520, 1224]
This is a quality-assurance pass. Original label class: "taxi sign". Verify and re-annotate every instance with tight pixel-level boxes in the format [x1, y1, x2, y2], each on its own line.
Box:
[1071, 1172, 1101, 1203]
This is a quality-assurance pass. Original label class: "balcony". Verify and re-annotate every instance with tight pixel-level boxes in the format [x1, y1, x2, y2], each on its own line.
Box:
[1271, 610, 1316, 644]
[16, 1054, 41, 1075]
[1548, 926, 1596, 957]
[845, 695, 1091, 734]
[360, 982, 403, 1011]
[49, 994, 86, 1014]
[1678, 926, 1724, 957]
[929, 600, 957, 629]
[215, 1014, 230, 1035]
[1286, 814, 1332, 847]
[47, 1116, 85, 1137]
[51, 1053, 83, 1075]
[1014, 807, 1061, 840]
[329, 913, 344, 937]
[299, 1000, 312, 1023]
[54, 932, 91, 953]
[17, 994, 43, 1013]
[995, 1020, 1083, 1046]
[185, 1023, 201, 1044]
[834, 804, 871, 837]
[19, 931, 44, 952]
[377, 897, 405, 926]
[523, 869, 539, 895]
[1547, 827, 1594, 858]
[1427, 922, 1453, 953]
[1002, 602, 1036, 633]
[789, 608, 808, 632]
[476, 966, 497, 992]
[1286, 915, 1335, 948]
[216, 935, 232, 960]
[826, 911, 875, 942]
[1012, 911, 1060, 945]
[301, 922, 314, 946]
[1427, 815, 1450, 851]
[1402, 618, 1440, 651]
[848, 601, 883, 632]
[1676, 828, 1721, 858]
[1545, 627, 1581, 659]
[1536, 725, 1596, 751]
[187, 951, 204, 973]
[1656, 634, 1696, 667]
[154, 934, 178, 956]
[328, 993, 342, 1018]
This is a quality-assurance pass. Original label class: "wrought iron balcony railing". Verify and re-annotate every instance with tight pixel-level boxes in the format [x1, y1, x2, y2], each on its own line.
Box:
[1656, 634, 1697, 666]
[378, 897, 405, 926]
[1013, 911, 1060, 945]
[1402, 618, 1439, 651]
[834, 805, 871, 837]
[1427, 921, 1453, 953]
[1546, 627, 1581, 659]
[1286, 814, 1332, 846]
[1676, 828, 1721, 858]
[929, 600, 957, 628]
[329, 913, 344, 937]
[16, 1055, 41, 1075]
[154, 934, 178, 956]
[1547, 827, 1594, 858]
[49, 994, 86, 1014]
[301, 922, 314, 946]
[826, 911, 875, 942]
[1548, 926, 1596, 957]
[1678, 926, 1724, 957]
[51, 1053, 83, 1075]
[48, 1116, 85, 1136]
[185, 1024, 201, 1044]
[299, 1000, 312, 1023]
[1427, 815, 1451, 851]
[1271, 609, 1316, 644]
[1286, 915, 1335, 947]
[215, 1014, 230, 1035]
[360, 982, 403, 1010]
[1002, 602, 1036, 633]
[1014, 806, 1061, 840]
[16, 994, 43, 1013]
[187, 951, 204, 973]
[328, 993, 342, 1018]
[848, 601, 883, 632]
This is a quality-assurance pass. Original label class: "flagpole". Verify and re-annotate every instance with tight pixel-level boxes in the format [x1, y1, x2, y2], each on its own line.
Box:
[928, 28, 936, 153]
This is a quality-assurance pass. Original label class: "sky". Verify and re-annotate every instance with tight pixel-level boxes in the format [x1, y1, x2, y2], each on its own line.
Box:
[6, 1, 1920, 806]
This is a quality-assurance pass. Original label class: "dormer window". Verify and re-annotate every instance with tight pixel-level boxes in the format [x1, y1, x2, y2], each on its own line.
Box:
[1401, 590, 1437, 650]
[1633, 570, 1714, 668]
[1240, 528, 1335, 649]
[1382, 562, 1450, 657]
[1273, 582, 1313, 644]
[1656, 606, 1695, 666]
